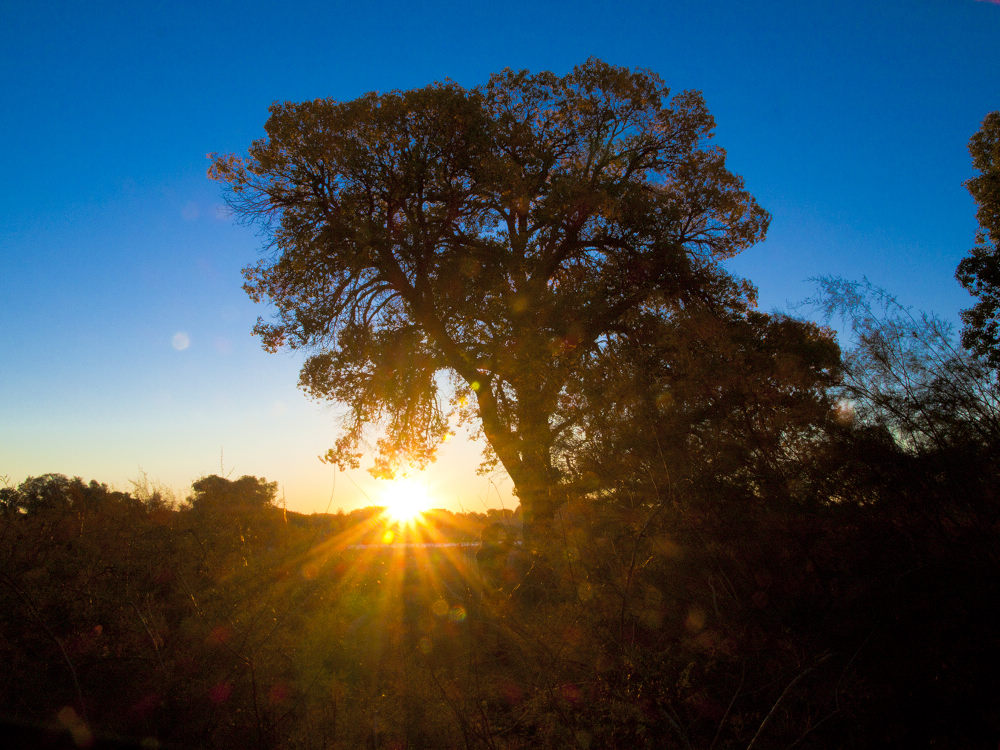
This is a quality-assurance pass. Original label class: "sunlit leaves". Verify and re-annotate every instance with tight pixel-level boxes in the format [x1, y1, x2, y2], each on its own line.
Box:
[957, 111, 1000, 369]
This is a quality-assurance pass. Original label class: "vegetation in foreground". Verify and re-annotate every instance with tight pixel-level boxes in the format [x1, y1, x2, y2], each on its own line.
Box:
[2, 289, 999, 747]
[4, 62, 1000, 746]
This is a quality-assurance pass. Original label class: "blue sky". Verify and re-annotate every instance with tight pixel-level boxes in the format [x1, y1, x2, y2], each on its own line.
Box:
[2, 0, 998, 513]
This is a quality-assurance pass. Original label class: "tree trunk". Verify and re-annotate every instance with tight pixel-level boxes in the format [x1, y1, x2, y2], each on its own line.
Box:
[509, 410, 559, 550]
[472, 379, 561, 546]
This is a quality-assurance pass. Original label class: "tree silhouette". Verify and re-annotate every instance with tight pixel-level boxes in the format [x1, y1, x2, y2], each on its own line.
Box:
[565, 307, 840, 509]
[188, 474, 277, 512]
[957, 111, 1000, 370]
[210, 58, 768, 542]
[812, 277, 999, 453]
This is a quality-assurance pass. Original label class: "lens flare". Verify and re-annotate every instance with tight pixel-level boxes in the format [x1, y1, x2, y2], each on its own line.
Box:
[380, 477, 432, 524]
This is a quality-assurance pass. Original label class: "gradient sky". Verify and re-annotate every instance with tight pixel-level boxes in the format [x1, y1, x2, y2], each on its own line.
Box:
[2, 0, 998, 514]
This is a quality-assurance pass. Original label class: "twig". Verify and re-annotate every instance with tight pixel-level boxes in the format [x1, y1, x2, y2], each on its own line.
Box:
[746, 653, 831, 750]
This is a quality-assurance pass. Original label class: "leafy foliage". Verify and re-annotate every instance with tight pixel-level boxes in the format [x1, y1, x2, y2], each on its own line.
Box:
[957, 111, 1000, 369]
[210, 59, 768, 537]
[188, 474, 278, 512]
[561, 307, 841, 511]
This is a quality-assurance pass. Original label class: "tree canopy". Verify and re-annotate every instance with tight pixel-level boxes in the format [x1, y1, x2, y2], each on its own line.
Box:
[0, 474, 133, 516]
[187, 474, 277, 513]
[565, 307, 840, 508]
[210, 59, 769, 539]
[957, 111, 1000, 370]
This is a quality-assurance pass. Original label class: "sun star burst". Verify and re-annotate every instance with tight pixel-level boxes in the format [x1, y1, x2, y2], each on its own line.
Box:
[380, 477, 432, 525]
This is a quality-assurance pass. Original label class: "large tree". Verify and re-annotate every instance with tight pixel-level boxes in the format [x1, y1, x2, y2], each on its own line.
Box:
[210, 59, 768, 541]
[957, 111, 1000, 370]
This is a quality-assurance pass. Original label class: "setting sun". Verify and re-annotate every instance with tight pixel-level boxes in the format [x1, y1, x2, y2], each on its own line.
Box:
[379, 477, 433, 524]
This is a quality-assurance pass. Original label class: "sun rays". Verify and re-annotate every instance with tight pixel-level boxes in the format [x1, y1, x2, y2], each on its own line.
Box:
[378, 476, 434, 525]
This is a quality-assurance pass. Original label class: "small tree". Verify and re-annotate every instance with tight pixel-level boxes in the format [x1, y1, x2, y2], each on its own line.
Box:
[812, 277, 999, 453]
[211, 59, 768, 542]
[187, 474, 277, 513]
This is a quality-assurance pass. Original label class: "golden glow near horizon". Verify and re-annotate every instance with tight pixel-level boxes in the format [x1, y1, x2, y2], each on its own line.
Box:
[379, 476, 433, 524]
